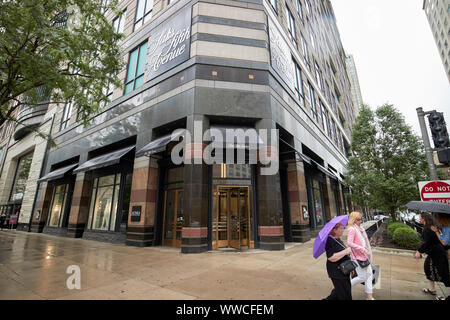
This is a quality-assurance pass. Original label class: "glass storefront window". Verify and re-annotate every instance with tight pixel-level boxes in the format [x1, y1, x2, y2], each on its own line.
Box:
[88, 173, 121, 231]
[10, 152, 33, 202]
[312, 179, 325, 227]
[48, 184, 68, 227]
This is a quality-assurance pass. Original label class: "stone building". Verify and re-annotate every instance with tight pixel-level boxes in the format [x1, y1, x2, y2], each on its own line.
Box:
[423, 0, 450, 82]
[16, 0, 359, 253]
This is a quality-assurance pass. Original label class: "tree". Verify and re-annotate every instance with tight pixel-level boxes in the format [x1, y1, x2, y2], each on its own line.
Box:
[345, 104, 429, 221]
[0, 0, 124, 133]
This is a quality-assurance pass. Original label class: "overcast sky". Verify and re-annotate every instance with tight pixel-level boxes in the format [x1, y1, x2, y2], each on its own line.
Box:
[331, 0, 450, 137]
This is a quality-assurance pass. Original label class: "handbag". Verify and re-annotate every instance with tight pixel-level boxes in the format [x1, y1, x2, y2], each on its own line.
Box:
[331, 237, 357, 275]
[357, 259, 370, 268]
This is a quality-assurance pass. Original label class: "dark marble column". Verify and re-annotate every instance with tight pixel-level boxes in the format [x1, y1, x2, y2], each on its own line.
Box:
[255, 119, 284, 251]
[181, 115, 209, 253]
[30, 182, 53, 233]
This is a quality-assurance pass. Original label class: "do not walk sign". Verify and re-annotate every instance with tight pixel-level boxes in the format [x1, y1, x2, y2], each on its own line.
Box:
[418, 180, 450, 204]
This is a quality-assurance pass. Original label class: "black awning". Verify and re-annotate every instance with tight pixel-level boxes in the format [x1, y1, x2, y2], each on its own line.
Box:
[311, 160, 336, 179]
[135, 130, 184, 158]
[37, 164, 78, 183]
[279, 138, 311, 164]
[208, 126, 264, 150]
[73, 146, 135, 174]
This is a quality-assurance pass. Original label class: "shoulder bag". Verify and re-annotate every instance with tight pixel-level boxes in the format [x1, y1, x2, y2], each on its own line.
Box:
[330, 237, 357, 276]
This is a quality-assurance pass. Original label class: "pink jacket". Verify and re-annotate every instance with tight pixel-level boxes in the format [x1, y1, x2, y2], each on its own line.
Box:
[347, 225, 369, 261]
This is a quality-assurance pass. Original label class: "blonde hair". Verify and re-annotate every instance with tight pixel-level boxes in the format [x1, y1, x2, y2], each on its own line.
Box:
[348, 211, 362, 227]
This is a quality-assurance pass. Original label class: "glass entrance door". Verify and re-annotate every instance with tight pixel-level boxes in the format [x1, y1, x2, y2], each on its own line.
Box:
[213, 187, 250, 250]
[162, 189, 183, 247]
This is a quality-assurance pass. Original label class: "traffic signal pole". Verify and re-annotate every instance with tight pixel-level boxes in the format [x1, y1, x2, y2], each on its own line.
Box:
[416, 107, 438, 180]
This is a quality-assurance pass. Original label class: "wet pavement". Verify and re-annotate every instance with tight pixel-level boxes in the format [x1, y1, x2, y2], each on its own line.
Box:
[0, 230, 447, 300]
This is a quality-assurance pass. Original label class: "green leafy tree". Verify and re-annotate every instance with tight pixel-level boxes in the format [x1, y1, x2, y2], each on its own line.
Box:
[345, 104, 429, 221]
[0, 0, 124, 133]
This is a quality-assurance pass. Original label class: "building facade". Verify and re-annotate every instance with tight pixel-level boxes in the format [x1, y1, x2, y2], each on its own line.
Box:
[345, 54, 362, 119]
[423, 0, 450, 82]
[10, 0, 359, 253]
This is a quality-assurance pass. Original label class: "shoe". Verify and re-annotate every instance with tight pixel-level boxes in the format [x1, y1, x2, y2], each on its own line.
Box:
[422, 288, 436, 295]
[436, 296, 446, 300]
[366, 297, 375, 300]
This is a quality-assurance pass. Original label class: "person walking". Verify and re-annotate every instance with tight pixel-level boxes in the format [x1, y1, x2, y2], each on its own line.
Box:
[323, 222, 353, 300]
[0, 212, 5, 230]
[347, 211, 375, 300]
[414, 212, 450, 299]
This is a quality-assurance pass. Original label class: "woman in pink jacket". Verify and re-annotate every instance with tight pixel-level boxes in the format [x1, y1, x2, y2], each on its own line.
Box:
[347, 211, 375, 300]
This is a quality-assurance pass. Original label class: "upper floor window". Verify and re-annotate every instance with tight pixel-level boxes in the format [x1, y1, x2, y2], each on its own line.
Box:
[124, 41, 148, 95]
[315, 62, 323, 91]
[308, 82, 317, 121]
[286, 6, 297, 46]
[134, 0, 154, 31]
[270, 0, 278, 12]
[113, 9, 127, 34]
[101, 0, 110, 14]
[301, 35, 309, 67]
[61, 101, 74, 130]
[305, 0, 312, 16]
[297, 0, 303, 22]
[293, 59, 305, 107]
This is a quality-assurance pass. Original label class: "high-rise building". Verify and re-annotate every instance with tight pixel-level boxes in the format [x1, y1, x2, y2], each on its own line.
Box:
[2, 0, 359, 253]
[423, 0, 450, 82]
[345, 54, 363, 119]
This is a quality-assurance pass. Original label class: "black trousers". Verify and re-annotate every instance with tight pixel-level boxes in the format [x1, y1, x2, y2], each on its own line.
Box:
[324, 277, 352, 300]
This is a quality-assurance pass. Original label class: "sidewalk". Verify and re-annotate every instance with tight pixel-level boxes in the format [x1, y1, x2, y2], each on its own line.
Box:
[0, 230, 444, 300]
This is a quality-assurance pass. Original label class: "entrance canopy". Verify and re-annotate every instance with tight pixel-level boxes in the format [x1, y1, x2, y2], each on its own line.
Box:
[136, 130, 184, 158]
[73, 146, 135, 174]
[37, 164, 78, 183]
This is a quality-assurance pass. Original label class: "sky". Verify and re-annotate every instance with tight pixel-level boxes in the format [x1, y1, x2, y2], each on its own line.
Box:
[331, 0, 450, 137]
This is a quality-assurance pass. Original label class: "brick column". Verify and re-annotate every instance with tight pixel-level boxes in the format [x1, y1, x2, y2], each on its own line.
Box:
[126, 156, 158, 247]
[30, 182, 53, 233]
[67, 172, 92, 238]
[286, 160, 311, 243]
[181, 115, 209, 253]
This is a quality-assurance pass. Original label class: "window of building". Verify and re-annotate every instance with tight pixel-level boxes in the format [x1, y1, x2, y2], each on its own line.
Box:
[297, 0, 303, 22]
[270, 0, 278, 12]
[305, 0, 312, 16]
[87, 174, 121, 231]
[331, 119, 338, 146]
[61, 101, 74, 131]
[308, 82, 317, 121]
[301, 35, 309, 67]
[315, 62, 323, 91]
[286, 6, 297, 46]
[323, 107, 331, 138]
[134, 0, 154, 31]
[311, 179, 325, 227]
[10, 152, 33, 202]
[293, 59, 305, 107]
[47, 184, 69, 227]
[124, 41, 148, 95]
[309, 27, 316, 51]
[101, 0, 110, 14]
[113, 9, 127, 34]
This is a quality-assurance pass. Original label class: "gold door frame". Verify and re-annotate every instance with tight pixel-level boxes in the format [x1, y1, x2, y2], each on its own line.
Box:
[162, 189, 183, 248]
[212, 186, 252, 250]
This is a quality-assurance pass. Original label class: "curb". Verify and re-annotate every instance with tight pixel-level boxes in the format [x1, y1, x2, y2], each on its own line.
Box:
[372, 246, 417, 257]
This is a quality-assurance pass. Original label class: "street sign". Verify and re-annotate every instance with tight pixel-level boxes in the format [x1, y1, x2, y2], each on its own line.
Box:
[418, 180, 450, 204]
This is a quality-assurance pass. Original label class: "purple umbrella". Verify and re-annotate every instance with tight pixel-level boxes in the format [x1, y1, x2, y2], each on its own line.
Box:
[313, 215, 349, 259]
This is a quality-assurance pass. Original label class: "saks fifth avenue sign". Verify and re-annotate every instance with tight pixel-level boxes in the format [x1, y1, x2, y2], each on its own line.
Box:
[268, 17, 296, 94]
[146, 6, 191, 81]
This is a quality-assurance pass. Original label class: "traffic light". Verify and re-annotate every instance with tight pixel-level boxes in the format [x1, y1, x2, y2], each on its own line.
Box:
[428, 111, 450, 149]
